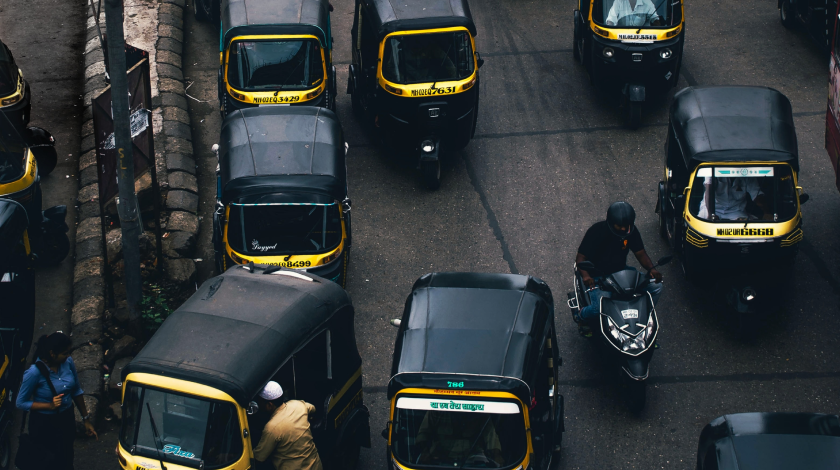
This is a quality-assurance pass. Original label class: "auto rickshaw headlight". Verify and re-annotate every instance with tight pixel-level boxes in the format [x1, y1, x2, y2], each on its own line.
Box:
[0, 94, 22, 106]
[602, 47, 615, 58]
[421, 140, 435, 153]
[659, 48, 672, 59]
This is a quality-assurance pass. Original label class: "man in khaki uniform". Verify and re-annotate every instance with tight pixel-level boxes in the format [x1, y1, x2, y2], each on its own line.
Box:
[253, 382, 323, 470]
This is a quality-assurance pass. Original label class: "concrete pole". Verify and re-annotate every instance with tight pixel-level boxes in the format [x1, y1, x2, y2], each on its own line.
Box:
[104, 0, 143, 322]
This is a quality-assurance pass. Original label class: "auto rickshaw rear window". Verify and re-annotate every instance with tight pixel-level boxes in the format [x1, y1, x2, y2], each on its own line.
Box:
[120, 384, 243, 469]
[382, 31, 474, 85]
[227, 39, 324, 91]
[593, 0, 680, 28]
[688, 165, 798, 223]
[392, 396, 527, 469]
[227, 203, 341, 255]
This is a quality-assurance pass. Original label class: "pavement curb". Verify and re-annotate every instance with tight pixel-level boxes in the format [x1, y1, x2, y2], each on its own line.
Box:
[70, 0, 199, 432]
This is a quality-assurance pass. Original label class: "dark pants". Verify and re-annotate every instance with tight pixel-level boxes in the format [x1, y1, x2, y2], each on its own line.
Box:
[29, 407, 75, 470]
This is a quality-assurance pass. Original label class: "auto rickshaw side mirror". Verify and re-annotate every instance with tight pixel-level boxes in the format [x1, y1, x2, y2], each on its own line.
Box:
[476, 52, 485, 69]
[381, 421, 391, 440]
[799, 193, 810, 204]
[390, 319, 401, 327]
[247, 401, 259, 415]
[212, 143, 220, 161]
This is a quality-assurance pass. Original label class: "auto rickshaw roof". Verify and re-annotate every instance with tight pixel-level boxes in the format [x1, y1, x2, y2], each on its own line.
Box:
[365, 0, 477, 40]
[219, 107, 346, 205]
[697, 413, 840, 470]
[670, 86, 799, 171]
[123, 265, 354, 406]
[388, 272, 554, 402]
[221, 0, 330, 46]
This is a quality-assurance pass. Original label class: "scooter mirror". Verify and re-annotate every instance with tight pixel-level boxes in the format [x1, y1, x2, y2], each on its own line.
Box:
[577, 261, 596, 272]
[656, 255, 673, 266]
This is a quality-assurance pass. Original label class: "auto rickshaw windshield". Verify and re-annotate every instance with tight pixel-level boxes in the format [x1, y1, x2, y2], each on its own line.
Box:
[688, 165, 798, 223]
[227, 202, 342, 256]
[392, 396, 527, 469]
[227, 39, 324, 91]
[593, 0, 681, 28]
[382, 31, 474, 85]
[120, 384, 243, 469]
[0, 113, 27, 184]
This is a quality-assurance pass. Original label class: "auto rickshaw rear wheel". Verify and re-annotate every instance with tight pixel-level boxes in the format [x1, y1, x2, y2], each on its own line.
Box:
[422, 160, 441, 190]
[573, 36, 580, 61]
[30, 145, 57, 177]
[627, 101, 642, 129]
[34, 231, 70, 268]
[779, 0, 796, 28]
[194, 0, 219, 23]
[658, 200, 668, 240]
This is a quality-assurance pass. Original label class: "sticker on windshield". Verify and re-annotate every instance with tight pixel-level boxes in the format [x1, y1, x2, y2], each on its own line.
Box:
[162, 445, 195, 459]
[697, 167, 774, 177]
[618, 34, 656, 41]
[396, 397, 519, 414]
[410, 86, 457, 97]
[621, 309, 639, 319]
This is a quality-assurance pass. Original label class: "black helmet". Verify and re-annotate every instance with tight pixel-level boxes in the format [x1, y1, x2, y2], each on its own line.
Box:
[606, 202, 636, 239]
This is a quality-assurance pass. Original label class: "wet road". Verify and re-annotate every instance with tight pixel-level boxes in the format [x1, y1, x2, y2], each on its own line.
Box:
[181, 0, 840, 468]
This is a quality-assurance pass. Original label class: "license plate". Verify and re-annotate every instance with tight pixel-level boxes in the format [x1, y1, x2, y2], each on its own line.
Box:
[253, 95, 300, 104]
[621, 309, 639, 319]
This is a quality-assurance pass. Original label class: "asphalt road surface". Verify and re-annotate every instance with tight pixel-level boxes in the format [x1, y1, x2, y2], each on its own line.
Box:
[5, 0, 840, 467]
[178, 0, 840, 467]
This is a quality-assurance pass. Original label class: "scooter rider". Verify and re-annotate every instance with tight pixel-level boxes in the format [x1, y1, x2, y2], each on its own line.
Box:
[575, 202, 663, 324]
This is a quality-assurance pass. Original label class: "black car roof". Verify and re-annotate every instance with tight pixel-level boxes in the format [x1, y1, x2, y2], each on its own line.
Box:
[363, 0, 477, 40]
[388, 272, 554, 403]
[219, 107, 347, 204]
[221, 0, 330, 47]
[670, 86, 799, 171]
[123, 265, 354, 405]
[697, 413, 840, 470]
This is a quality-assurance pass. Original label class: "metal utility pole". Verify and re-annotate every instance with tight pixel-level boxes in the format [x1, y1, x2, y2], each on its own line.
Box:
[104, 0, 143, 322]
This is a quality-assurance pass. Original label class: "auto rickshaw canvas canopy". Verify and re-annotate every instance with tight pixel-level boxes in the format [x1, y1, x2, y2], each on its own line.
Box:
[670, 86, 799, 171]
[219, 107, 347, 205]
[363, 0, 477, 41]
[221, 0, 330, 48]
[388, 272, 554, 403]
[123, 266, 354, 406]
[697, 413, 840, 470]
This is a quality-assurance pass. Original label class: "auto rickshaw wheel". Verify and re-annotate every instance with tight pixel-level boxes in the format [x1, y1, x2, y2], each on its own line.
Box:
[627, 101, 642, 129]
[194, 0, 210, 21]
[422, 160, 441, 190]
[333, 436, 361, 470]
[34, 231, 70, 268]
[779, 0, 796, 28]
[573, 36, 580, 61]
[658, 201, 668, 240]
[350, 82, 363, 118]
[30, 144, 57, 177]
[0, 432, 9, 470]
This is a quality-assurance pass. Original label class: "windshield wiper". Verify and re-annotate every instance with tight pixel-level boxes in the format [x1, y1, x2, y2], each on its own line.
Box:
[275, 44, 310, 93]
[145, 403, 168, 470]
[430, 41, 454, 90]
[638, 0, 669, 33]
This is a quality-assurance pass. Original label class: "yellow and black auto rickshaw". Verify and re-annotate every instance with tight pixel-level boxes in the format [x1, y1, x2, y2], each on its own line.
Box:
[573, 0, 685, 128]
[216, 0, 336, 117]
[118, 264, 371, 470]
[658, 86, 808, 333]
[385, 273, 564, 470]
[349, 0, 484, 189]
[212, 106, 351, 287]
[0, 39, 57, 175]
[0, 113, 68, 267]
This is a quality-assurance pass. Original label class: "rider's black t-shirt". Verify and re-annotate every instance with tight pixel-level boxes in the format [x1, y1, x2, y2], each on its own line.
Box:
[577, 221, 645, 275]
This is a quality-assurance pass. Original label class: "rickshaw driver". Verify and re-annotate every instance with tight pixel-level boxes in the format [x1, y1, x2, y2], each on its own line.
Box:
[605, 0, 661, 26]
[698, 177, 772, 221]
[415, 411, 505, 465]
[404, 42, 457, 82]
[575, 202, 663, 325]
[253, 381, 324, 470]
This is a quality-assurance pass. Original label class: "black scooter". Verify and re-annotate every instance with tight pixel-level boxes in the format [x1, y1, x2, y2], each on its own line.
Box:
[567, 256, 671, 412]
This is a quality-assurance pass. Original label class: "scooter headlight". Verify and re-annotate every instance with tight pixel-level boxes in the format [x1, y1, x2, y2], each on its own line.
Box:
[659, 48, 672, 59]
[421, 140, 435, 153]
[602, 47, 615, 58]
[644, 310, 656, 342]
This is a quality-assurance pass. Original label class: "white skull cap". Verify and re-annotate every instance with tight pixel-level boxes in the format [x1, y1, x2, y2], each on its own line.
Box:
[259, 381, 284, 401]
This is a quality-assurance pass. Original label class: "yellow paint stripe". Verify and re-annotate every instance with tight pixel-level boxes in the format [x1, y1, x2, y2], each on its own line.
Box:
[328, 366, 361, 412]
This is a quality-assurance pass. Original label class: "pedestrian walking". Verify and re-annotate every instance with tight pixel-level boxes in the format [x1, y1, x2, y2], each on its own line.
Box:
[15, 332, 97, 470]
[253, 381, 323, 470]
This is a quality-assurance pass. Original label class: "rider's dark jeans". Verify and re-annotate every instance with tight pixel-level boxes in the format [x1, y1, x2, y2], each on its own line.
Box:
[579, 267, 663, 321]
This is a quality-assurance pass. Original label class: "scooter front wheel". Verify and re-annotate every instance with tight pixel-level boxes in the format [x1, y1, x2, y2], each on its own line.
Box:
[627, 101, 642, 129]
[624, 376, 646, 413]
